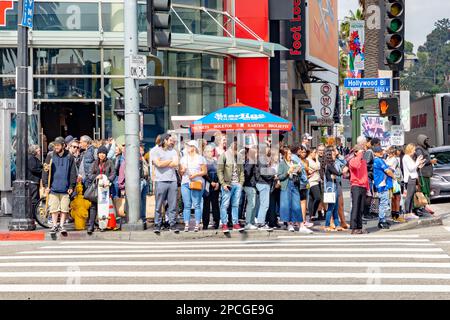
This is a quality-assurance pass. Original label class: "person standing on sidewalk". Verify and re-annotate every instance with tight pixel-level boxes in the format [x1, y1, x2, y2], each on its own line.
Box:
[243, 146, 258, 230]
[349, 144, 369, 234]
[86, 145, 115, 234]
[27, 145, 43, 212]
[415, 134, 437, 215]
[307, 147, 322, 221]
[403, 143, 426, 220]
[217, 141, 245, 233]
[335, 150, 350, 229]
[278, 147, 313, 234]
[386, 146, 404, 222]
[373, 146, 396, 229]
[42, 137, 77, 237]
[202, 145, 220, 230]
[255, 149, 274, 231]
[180, 140, 207, 232]
[152, 134, 180, 234]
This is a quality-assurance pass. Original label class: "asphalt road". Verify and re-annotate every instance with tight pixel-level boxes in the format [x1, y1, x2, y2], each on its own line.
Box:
[1, 209, 450, 300]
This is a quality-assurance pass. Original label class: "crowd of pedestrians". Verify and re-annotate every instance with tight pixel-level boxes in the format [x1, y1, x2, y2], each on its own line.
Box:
[27, 131, 437, 236]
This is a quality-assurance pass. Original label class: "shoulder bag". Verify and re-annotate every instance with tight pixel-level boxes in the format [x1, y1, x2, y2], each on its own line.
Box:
[188, 155, 203, 191]
[323, 170, 336, 204]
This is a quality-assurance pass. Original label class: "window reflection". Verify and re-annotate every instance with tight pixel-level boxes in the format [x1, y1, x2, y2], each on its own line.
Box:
[34, 78, 101, 99]
[34, 49, 101, 75]
[34, 3, 98, 31]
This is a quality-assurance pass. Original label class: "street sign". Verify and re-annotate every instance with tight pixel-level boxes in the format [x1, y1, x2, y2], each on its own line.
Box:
[344, 78, 391, 91]
[129, 55, 147, 80]
[19, 0, 34, 29]
[390, 125, 404, 146]
[320, 106, 332, 118]
[0, 0, 13, 27]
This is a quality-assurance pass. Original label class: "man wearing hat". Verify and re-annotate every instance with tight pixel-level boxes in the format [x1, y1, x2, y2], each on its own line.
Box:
[301, 133, 313, 149]
[373, 145, 396, 230]
[42, 137, 78, 237]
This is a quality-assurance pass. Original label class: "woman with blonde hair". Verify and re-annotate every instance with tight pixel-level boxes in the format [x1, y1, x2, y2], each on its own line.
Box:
[402, 143, 426, 220]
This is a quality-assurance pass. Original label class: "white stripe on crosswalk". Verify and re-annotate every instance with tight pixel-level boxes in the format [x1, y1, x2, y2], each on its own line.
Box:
[2, 253, 448, 260]
[444, 227, 450, 232]
[2, 284, 450, 292]
[39, 243, 437, 249]
[0, 261, 450, 268]
[1, 271, 450, 279]
[19, 247, 444, 254]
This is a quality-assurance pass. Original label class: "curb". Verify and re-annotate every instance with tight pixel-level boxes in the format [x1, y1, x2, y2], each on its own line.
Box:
[383, 216, 443, 232]
[0, 232, 46, 241]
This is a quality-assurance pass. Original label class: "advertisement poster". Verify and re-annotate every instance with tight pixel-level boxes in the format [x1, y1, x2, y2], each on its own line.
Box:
[306, 0, 338, 73]
[360, 115, 391, 148]
[349, 21, 365, 71]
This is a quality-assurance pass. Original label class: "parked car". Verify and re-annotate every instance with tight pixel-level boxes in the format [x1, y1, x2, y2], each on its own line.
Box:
[429, 146, 450, 200]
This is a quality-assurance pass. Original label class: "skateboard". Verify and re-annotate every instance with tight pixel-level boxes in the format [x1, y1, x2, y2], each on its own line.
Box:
[97, 174, 110, 231]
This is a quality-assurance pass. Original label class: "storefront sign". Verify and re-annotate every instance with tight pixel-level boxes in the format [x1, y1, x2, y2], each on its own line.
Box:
[0, 0, 13, 27]
[285, 0, 306, 60]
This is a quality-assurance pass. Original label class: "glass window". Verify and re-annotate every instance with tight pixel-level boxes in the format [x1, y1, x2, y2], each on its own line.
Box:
[432, 151, 450, 167]
[168, 79, 202, 117]
[34, 3, 99, 31]
[202, 82, 224, 113]
[202, 55, 223, 81]
[102, 3, 124, 32]
[0, 2, 18, 31]
[172, 8, 201, 34]
[104, 49, 124, 76]
[0, 78, 15, 99]
[168, 52, 201, 78]
[0, 48, 17, 75]
[34, 78, 101, 99]
[33, 49, 101, 75]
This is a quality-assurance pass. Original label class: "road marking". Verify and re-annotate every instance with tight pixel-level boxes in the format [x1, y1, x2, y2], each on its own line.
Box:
[276, 235, 422, 239]
[20, 247, 444, 254]
[2, 253, 449, 260]
[1, 261, 450, 268]
[444, 227, 450, 232]
[2, 284, 450, 292]
[40, 243, 437, 249]
[1, 271, 450, 279]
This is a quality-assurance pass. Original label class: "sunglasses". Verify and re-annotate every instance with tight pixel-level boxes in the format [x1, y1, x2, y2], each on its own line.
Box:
[71, 146, 80, 149]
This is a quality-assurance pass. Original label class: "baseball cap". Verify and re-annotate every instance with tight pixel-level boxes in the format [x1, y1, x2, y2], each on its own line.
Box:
[64, 135, 77, 145]
[54, 136, 65, 146]
[186, 140, 199, 149]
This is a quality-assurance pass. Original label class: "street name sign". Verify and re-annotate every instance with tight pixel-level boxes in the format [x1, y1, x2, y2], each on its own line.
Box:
[344, 78, 391, 91]
[20, 0, 34, 29]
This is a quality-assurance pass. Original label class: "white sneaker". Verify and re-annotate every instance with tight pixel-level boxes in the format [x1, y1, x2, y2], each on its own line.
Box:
[299, 226, 313, 234]
[245, 224, 258, 230]
[258, 224, 274, 231]
[304, 221, 314, 228]
[405, 213, 419, 220]
[288, 225, 295, 232]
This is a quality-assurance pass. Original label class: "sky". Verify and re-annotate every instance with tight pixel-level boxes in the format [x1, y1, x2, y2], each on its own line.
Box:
[338, 0, 450, 53]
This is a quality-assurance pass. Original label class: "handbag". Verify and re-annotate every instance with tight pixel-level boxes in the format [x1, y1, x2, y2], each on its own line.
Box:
[414, 191, 429, 208]
[190, 180, 203, 191]
[84, 181, 98, 203]
[323, 174, 336, 204]
[369, 190, 380, 215]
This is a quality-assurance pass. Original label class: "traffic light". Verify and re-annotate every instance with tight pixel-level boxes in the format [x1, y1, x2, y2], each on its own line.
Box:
[379, 97, 399, 117]
[147, 0, 172, 51]
[113, 96, 125, 121]
[140, 85, 166, 110]
[382, 0, 405, 71]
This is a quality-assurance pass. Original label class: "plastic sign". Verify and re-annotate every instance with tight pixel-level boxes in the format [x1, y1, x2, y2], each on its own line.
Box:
[0, 0, 13, 27]
[129, 55, 147, 80]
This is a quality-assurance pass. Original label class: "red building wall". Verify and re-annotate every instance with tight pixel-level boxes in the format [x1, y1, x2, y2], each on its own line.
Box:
[234, 0, 270, 111]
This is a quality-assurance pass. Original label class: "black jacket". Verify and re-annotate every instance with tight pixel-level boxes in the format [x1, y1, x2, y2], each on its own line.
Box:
[255, 162, 275, 186]
[27, 155, 43, 184]
[244, 161, 257, 187]
[87, 159, 116, 186]
[416, 134, 433, 178]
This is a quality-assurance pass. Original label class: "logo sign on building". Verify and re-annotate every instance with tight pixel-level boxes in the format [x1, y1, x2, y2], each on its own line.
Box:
[129, 55, 147, 80]
[284, 0, 306, 60]
[310, 83, 336, 121]
[390, 125, 405, 146]
[0, 0, 14, 27]
[20, 0, 34, 29]
[349, 21, 365, 71]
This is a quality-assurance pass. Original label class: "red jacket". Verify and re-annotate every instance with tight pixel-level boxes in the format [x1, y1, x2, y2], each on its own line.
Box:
[349, 152, 370, 190]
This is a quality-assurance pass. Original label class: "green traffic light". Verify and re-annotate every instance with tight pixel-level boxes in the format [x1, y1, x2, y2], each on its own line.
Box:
[386, 50, 403, 64]
[388, 18, 403, 32]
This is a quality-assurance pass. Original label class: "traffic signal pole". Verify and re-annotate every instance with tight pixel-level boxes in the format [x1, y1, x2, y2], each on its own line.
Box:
[123, 0, 141, 227]
[9, 0, 34, 231]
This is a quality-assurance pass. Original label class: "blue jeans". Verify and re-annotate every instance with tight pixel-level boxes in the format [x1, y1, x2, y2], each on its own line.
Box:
[244, 186, 257, 225]
[181, 183, 203, 225]
[256, 183, 270, 225]
[140, 179, 148, 221]
[378, 190, 390, 223]
[220, 184, 242, 225]
[325, 189, 340, 227]
[280, 180, 303, 223]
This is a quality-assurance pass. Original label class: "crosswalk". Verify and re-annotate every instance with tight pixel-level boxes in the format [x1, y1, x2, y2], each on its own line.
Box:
[1, 234, 450, 298]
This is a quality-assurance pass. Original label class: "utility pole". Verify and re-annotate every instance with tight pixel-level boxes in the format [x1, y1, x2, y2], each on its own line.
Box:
[9, 0, 34, 231]
[123, 0, 141, 227]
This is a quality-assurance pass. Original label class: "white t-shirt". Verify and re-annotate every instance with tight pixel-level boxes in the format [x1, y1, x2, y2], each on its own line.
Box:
[180, 154, 206, 185]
